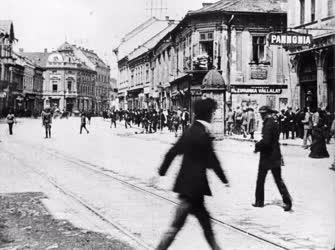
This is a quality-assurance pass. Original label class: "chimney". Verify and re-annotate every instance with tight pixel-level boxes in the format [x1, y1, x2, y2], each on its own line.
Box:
[202, 2, 213, 7]
[19, 48, 24, 53]
[44, 48, 48, 53]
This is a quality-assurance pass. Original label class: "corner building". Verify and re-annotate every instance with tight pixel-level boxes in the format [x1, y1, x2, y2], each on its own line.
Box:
[287, 0, 335, 113]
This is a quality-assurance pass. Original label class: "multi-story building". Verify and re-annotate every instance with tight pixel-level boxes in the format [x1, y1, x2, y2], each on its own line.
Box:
[0, 20, 17, 116]
[13, 52, 44, 115]
[115, 1, 290, 116]
[24, 43, 111, 114]
[287, 0, 335, 113]
[152, 0, 289, 112]
[113, 17, 177, 110]
[43, 42, 96, 112]
[73, 46, 111, 113]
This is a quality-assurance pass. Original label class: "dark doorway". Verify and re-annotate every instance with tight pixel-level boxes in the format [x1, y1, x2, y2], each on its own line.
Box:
[299, 53, 317, 111]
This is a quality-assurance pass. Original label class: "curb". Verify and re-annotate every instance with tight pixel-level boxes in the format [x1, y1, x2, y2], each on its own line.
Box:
[223, 136, 335, 147]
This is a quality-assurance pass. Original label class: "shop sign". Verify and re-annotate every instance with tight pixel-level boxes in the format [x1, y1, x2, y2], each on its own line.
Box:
[250, 67, 268, 80]
[231, 84, 287, 95]
[269, 32, 313, 46]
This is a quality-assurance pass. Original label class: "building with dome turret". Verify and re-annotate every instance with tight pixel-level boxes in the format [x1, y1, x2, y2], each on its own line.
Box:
[23, 42, 111, 114]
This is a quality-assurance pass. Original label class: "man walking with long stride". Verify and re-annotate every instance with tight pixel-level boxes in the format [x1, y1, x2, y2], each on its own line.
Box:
[156, 98, 229, 250]
[80, 113, 89, 134]
[253, 106, 292, 212]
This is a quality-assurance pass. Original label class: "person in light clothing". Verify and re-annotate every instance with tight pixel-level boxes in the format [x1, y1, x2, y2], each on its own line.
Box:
[6, 110, 16, 135]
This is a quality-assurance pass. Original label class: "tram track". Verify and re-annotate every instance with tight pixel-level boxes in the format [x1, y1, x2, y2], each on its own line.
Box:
[3, 137, 291, 250]
[1, 146, 153, 250]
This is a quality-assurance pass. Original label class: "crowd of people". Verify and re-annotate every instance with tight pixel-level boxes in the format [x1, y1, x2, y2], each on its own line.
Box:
[2, 104, 334, 169]
[104, 108, 190, 137]
[226, 105, 334, 151]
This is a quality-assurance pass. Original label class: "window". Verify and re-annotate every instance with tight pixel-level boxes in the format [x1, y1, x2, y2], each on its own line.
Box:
[252, 36, 266, 64]
[311, 0, 315, 22]
[300, 0, 305, 24]
[236, 31, 242, 71]
[52, 84, 58, 92]
[67, 81, 72, 92]
[199, 32, 213, 41]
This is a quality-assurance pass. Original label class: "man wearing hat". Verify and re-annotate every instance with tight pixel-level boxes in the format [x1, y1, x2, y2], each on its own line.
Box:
[253, 106, 292, 212]
[156, 98, 229, 250]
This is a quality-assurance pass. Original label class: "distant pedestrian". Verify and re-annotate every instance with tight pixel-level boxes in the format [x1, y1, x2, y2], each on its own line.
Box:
[156, 98, 229, 250]
[181, 108, 190, 133]
[172, 111, 180, 137]
[234, 106, 243, 134]
[247, 108, 256, 139]
[302, 107, 312, 148]
[110, 111, 117, 128]
[309, 109, 329, 159]
[80, 113, 89, 134]
[253, 106, 292, 212]
[226, 108, 234, 135]
[285, 107, 295, 139]
[41, 107, 52, 138]
[6, 111, 16, 135]
[241, 109, 248, 138]
[124, 111, 132, 129]
[87, 112, 92, 125]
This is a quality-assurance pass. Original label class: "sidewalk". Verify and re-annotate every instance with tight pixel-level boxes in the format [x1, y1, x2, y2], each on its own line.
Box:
[119, 123, 335, 148]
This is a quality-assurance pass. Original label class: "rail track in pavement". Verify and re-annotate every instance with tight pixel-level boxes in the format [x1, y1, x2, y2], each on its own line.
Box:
[2, 138, 290, 250]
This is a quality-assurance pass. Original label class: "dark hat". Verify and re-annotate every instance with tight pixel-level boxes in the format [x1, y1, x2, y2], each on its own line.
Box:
[258, 105, 273, 114]
[193, 98, 217, 121]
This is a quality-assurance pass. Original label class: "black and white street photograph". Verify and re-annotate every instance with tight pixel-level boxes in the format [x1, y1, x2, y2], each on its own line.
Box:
[0, 0, 334, 249]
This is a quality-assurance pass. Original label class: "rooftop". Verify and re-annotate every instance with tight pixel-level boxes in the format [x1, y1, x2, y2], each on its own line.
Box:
[18, 52, 50, 68]
[189, 0, 286, 15]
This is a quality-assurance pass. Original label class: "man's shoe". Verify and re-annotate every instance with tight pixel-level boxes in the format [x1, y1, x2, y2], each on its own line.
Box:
[252, 202, 264, 208]
[283, 203, 292, 211]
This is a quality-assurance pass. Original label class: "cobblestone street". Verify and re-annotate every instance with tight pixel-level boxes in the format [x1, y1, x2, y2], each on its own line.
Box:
[1, 117, 334, 249]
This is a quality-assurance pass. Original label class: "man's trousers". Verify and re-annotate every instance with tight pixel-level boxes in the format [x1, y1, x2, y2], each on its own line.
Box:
[255, 167, 292, 206]
[156, 196, 220, 250]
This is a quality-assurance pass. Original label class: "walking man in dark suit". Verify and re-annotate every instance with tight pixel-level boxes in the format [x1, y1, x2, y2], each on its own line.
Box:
[156, 98, 229, 250]
[253, 106, 292, 212]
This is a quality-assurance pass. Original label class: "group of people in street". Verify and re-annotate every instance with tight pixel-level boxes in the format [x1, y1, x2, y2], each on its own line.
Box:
[227, 105, 334, 161]
[226, 106, 257, 139]
[0, 99, 334, 249]
[273, 106, 332, 159]
[105, 107, 190, 137]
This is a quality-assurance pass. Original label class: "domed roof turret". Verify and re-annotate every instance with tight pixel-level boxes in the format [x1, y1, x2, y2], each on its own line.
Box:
[201, 69, 225, 90]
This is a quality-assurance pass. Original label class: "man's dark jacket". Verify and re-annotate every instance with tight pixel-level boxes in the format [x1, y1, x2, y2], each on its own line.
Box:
[159, 121, 228, 199]
[255, 116, 282, 169]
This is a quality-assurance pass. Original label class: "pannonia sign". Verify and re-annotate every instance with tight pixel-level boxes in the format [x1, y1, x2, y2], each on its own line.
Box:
[269, 32, 313, 46]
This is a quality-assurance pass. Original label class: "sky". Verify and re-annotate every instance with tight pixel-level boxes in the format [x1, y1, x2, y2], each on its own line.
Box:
[1, 0, 216, 76]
